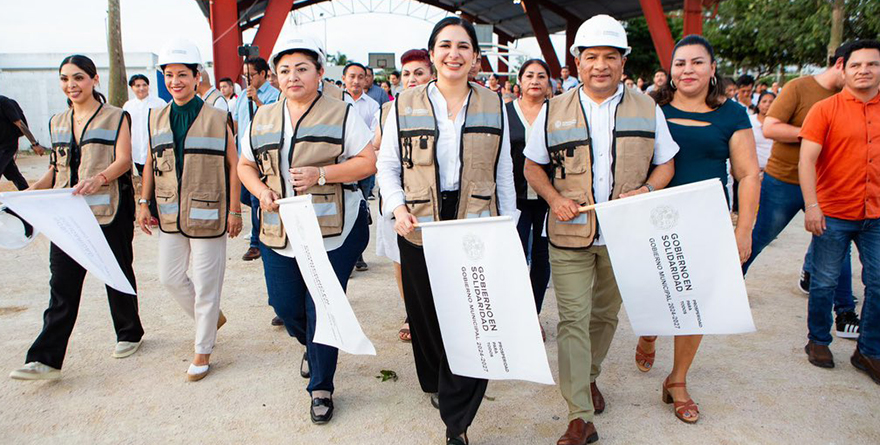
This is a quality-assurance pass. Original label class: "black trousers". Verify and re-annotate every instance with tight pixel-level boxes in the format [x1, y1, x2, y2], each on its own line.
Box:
[25, 213, 143, 369]
[398, 191, 487, 439]
[0, 147, 28, 190]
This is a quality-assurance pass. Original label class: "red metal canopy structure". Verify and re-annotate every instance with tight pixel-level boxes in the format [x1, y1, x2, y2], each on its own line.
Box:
[196, 0, 717, 83]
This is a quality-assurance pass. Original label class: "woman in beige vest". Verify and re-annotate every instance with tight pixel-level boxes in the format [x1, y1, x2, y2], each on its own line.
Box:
[372, 48, 434, 343]
[237, 35, 376, 424]
[136, 39, 242, 382]
[375, 17, 516, 445]
[9, 55, 143, 381]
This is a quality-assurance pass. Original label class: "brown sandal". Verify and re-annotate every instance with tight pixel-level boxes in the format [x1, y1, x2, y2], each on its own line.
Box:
[662, 378, 700, 424]
[635, 336, 657, 372]
[398, 323, 412, 342]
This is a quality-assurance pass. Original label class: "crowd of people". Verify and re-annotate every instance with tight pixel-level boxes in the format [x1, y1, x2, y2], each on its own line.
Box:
[1, 11, 878, 445]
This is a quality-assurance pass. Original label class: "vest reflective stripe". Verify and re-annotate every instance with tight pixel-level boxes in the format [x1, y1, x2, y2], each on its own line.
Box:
[148, 101, 229, 238]
[544, 86, 656, 249]
[249, 94, 349, 248]
[395, 81, 504, 246]
[49, 104, 127, 226]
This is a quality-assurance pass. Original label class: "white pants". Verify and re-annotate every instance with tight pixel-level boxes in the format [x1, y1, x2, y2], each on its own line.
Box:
[158, 232, 227, 354]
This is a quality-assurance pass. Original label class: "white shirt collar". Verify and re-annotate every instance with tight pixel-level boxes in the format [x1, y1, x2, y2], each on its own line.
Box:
[578, 84, 624, 107]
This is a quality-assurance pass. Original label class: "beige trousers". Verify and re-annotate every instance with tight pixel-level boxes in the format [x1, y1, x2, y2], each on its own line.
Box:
[158, 232, 227, 355]
[550, 244, 623, 423]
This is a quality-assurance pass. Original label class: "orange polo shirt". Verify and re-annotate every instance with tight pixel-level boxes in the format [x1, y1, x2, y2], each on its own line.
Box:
[800, 88, 880, 221]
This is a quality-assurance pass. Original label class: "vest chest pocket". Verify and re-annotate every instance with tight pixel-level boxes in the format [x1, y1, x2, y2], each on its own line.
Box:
[464, 182, 495, 219]
[52, 147, 72, 188]
[153, 151, 177, 195]
[259, 148, 279, 177]
[407, 135, 435, 167]
[186, 192, 222, 231]
[405, 187, 435, 225]
[308, 184, 344, 237]
[563, 146, 588, 176]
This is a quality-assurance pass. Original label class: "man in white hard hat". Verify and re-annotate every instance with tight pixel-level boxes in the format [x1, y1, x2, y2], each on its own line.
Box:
[523, 14, 679, 444]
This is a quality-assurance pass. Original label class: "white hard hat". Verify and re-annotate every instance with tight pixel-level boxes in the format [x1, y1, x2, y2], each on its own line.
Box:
[158, 38, 203, 68]
[270, 34, 326, 73]
[570, 14, 631, 58]
[0, 206, 37, 250]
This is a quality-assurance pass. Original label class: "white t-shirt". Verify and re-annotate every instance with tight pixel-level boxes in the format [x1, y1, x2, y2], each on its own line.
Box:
[240, 103, 373, 256]
[749, 114, 772, 169]
[122, 95, 167, 165]
[523, 85, 680, 245]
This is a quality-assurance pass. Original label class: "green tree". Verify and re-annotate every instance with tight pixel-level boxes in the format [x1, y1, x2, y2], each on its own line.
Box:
[623, 15, 683, 81]
[326, 51, 349, 66]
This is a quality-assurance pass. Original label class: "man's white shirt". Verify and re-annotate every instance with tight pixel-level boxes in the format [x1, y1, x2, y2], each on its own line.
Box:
[122, 95, 167, 165]
[523, 84, 680, 245]
[344, 91, 379, 132]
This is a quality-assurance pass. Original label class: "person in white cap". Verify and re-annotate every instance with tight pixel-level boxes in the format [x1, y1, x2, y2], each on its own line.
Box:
[136, 37, 242, 382]
[522, 14, 679, 444]
[237, 33, 376, 424]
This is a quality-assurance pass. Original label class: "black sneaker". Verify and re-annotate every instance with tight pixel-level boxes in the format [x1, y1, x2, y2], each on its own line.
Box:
[355, 257, 369, 271]
[798, 270, 810, 295]
[836, 311, 860, 339]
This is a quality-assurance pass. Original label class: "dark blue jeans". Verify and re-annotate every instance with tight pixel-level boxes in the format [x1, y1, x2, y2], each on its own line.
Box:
[358, 175, 375, 199]
[240, 187, 260, 249]
[515, 199, 551, 314]
[809, 217, 879, 358]
[259, 202, 370, 393]
[743, 174, 854, 313]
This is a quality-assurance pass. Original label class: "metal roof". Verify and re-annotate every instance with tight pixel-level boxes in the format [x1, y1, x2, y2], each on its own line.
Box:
[197, 0, 687, 40]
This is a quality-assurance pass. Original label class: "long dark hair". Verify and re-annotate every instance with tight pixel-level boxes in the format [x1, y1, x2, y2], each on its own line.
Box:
[651, 35, 725, 109]
[59, 55, 106, 106]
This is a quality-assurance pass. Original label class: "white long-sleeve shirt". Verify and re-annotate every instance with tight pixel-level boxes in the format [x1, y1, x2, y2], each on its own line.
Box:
[122, 95, 166, 165]
[376, 83, 517, 219]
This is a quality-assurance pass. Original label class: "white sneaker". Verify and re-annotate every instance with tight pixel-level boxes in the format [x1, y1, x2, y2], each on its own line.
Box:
[9, 362, 61, 381]
[112, 341, 142, 359]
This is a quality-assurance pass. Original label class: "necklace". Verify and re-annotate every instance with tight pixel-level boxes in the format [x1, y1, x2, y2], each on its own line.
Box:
[74, 103, 99, 125]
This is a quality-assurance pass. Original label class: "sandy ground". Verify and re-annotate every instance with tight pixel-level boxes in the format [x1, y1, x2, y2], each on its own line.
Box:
[0, 153, 878, 445]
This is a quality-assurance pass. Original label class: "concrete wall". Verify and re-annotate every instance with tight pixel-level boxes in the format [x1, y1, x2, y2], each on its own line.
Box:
[0, 52, 160, 151]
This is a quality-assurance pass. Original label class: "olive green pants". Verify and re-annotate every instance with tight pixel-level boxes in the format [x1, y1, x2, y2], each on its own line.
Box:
[550, 244, 622, 423]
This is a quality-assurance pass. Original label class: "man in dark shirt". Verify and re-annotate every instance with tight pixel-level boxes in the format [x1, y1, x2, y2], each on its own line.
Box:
[0, 95, 46, 190]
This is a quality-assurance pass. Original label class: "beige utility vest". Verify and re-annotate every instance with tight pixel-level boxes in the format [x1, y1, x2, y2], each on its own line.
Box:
[49, 104, 127, 226]
[202, 88, 225, 108]
[322, 80, 344, 100]
[249, 93, 350, 248]
[544, 86, 656, 249]
[396, 81, 503, 246]
[148, 101, 229, 238]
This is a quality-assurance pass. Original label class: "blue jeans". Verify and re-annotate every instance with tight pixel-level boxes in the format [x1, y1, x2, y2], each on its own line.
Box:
[358, 175, 375, 199]
[515, 199, 551, 314]
[743, 174, 854, 313]
[241, 187, 260, 248]
[258, 202, 370, 393]
[809, 217, 879, 358]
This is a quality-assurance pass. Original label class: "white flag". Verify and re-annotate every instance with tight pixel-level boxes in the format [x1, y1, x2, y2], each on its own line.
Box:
[595, 179, 755, 336]
[0, 189, 135, 295]
[277, 195, 376, 355]
[421, 216, 554, 385]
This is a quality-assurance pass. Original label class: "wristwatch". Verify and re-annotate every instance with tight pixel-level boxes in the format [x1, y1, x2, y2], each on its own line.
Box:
[138, 198, 151, 206]
[642, 182, 655, 192]
[317, 167, 326, 186]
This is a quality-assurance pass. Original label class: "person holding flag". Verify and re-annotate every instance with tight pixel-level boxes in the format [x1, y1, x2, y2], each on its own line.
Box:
[376, 17, 516, 445]
[9, 55, 143, 381]
[523, 15, 678, 444]
[237, 33, 376, 424]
